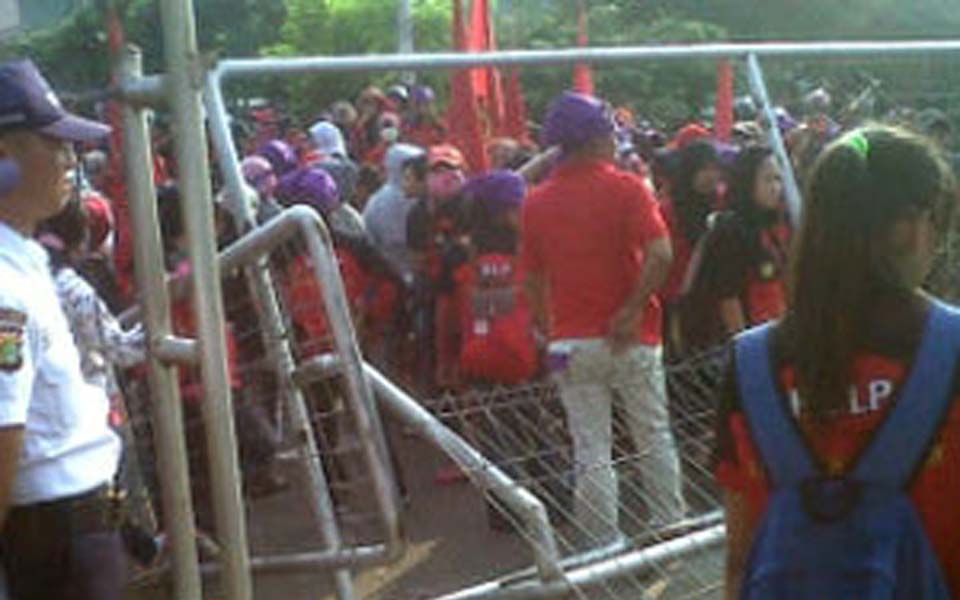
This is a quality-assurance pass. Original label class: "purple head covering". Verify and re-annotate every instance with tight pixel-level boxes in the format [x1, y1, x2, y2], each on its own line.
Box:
[541, 91, 615, 151]
[714, 142, 740, 167]
[276, 167, 340, 214]
[773, 107, 799, 134]
[463, 170, 526, 214]
[241, 155, 277, 197]
[411, 85, 435, 105]
[256, 139, 298, 177]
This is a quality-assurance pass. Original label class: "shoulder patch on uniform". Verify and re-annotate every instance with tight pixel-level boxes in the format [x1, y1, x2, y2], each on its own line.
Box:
[0, 308, 26, 373]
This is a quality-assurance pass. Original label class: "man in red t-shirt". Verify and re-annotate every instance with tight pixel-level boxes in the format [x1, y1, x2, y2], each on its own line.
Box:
[522, 91, 687, 547]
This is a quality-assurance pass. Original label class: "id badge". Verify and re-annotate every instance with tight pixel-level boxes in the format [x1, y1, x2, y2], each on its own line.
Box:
[473, 319, 490, 336]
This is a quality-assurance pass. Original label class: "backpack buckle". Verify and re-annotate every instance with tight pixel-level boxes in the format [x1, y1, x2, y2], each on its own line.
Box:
[800, 476, 862, 522]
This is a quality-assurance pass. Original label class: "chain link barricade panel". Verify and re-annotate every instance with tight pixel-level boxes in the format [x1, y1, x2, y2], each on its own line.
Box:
[265, 235, 397, 546]
[400, 345, 728, 600]
[120, 216, 400, 597]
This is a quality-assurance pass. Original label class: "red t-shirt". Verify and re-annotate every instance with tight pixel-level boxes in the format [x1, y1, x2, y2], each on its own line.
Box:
[658, 196, 694, 306]
[286, 248, 368, 357]
[521, 159, 667, 345]
[744, 223, 790, 324]
[454, 254, 538, 384]
[402, 119, 448, 149]
[169, 260, 242, 401]
[716, 344, 960, 595]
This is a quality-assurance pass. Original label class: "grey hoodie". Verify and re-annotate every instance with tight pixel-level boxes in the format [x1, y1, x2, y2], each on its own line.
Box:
[362, 143, 424, 279]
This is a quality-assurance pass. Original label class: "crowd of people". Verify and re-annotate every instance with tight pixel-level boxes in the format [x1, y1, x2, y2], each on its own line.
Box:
[2, 53, 960, 599]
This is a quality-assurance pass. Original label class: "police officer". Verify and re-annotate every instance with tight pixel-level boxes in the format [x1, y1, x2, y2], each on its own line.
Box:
[0, 60, 125, 599]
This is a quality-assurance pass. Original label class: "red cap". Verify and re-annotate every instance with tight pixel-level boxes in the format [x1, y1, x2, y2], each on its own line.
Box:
[84, 192, 114, 250]
[670, 123, 711, 150]
[428, 144, 465, 170]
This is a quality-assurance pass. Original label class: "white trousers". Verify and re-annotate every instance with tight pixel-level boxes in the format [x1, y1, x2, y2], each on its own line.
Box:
[551, 340, 686, 543]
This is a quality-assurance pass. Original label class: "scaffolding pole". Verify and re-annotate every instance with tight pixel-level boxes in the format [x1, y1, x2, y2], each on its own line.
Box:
[157, 0, 253, 597]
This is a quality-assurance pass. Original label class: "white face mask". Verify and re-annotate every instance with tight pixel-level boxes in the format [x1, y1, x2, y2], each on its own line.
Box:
[381, 127, 399, 143]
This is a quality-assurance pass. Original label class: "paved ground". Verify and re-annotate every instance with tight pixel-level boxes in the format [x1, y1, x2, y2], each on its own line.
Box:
[130, 425, 724, 600]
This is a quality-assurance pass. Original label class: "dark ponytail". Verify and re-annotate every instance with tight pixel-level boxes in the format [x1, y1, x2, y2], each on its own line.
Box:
[788, 125, 955, 418]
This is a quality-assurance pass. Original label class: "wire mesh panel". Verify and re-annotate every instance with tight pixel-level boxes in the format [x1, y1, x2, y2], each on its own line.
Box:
[121, 213, 402, 599]
[409, 347, 728, 600]
[267, 234, 400, 546]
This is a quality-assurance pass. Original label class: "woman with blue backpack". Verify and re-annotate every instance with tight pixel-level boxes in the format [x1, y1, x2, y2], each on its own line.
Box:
[717, 125, 959, 599]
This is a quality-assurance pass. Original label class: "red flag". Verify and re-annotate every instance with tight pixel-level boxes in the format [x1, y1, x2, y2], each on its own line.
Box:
[102, 6, 138, 302]
[502, 68, 530, 143]
[573, 0, 594, 95]
[714, 60, 734, 142]
[467, 0, 505, 134]
[448, 0, 489, 172]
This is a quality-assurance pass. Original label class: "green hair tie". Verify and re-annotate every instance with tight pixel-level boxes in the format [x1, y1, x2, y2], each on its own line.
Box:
[843, 131, 870, 160]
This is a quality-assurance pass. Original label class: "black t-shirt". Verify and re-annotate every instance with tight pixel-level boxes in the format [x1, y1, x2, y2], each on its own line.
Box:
[677, 211, 790, 352]
[406, 196, 465, 252]
[406, 196, 469, 293]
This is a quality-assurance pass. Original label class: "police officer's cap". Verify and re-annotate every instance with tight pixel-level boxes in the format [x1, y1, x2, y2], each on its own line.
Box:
[0, 59, 110, 142]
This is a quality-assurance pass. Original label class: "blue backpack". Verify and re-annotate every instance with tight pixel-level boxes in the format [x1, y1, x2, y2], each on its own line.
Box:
[734, 300, 960, 600]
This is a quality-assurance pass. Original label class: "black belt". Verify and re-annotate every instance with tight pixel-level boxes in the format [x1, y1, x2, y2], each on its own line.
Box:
[6, 484, 123, 536]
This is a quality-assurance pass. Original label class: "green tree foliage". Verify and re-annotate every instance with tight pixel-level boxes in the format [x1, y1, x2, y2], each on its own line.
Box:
[4, 0, 960, 132]
[0, 6, 110, 94]
[501, 1, 727, 127]
[263, 0, 452, 120]
[0, 0, 288, 100]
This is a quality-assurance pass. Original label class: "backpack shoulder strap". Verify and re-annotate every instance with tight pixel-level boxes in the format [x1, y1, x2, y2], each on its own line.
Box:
[854, 300, 960, 487]
[735, 323, 817, 487]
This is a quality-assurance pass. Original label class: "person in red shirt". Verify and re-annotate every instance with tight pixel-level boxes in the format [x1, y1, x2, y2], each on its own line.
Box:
[454, 170, 545, 527]
[456, 170, 537, 386]
[405, 145, 468, 393]
[717, 126, 959, 598]
[351, 86, 390, 163]
[522, 91, 686, 548]
[402, 85, 448, 149]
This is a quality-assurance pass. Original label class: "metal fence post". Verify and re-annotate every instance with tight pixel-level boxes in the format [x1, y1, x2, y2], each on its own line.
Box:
[209, 65, 405, 555]
[204, 72, 359, 600]
[746, 52, 804, 225]
[118, 45, 203, 600]
[397, 0, 415, 84]
[156, 0, 253, 598]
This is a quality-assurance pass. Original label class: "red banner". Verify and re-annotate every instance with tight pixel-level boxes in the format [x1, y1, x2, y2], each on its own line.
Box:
[467, 0, 505, 136]
[448, 0, 489, 172]
[714, 60, 734, 142]
[502, 68, 530, 143]
[573, 0, 595, 95]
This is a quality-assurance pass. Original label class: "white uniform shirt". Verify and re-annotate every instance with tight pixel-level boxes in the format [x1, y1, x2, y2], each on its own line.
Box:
[0, 222, 120, 505]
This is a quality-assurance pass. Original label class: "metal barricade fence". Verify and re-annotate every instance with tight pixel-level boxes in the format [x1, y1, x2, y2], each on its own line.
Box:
[401, 346, 728, 600]
[120, 205, 404, 600]
[115, 21, 960, 598]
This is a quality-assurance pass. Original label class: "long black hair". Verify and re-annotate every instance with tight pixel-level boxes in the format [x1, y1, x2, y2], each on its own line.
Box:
[725, 144, 785, 261]
[788, 125, 955, 418]
[669, 140, 721, 244]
